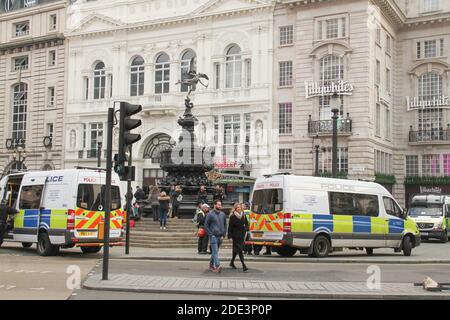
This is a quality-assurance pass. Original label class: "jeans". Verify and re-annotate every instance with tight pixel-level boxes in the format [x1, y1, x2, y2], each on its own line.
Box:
[152, 205, 159, 221]
[209, 235, 222, 268]
[159, 208, 168, 227]
[172, 205, 179, 218]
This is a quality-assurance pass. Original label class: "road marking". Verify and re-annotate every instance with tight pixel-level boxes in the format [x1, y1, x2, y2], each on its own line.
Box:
[237, 297, 249, 300]
[6, 285, 16, 290]
[29, 288, 46, 291]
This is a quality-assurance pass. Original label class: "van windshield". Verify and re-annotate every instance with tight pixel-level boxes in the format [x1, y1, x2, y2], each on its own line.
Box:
[251, 189, 283, 215]
[408, 206, 443, 217]
[77, 184, 121, 211]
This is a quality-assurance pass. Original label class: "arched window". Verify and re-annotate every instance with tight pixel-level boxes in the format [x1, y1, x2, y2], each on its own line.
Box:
[319, 55, 344, 120]
[225, 45, 242, 88]
[12, 83, 28, 142]
[143, 133, 176, 163]
[155, 53, 170, 94]
[418, 72, 443, 132]
[180, 50, 196, 92]
[130, 56, 145, 96]
[93, 61, 106, 99]
[320, 55, 344, 85]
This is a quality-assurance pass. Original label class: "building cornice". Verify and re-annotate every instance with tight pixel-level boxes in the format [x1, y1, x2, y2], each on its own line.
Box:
[0, 34, 65, 54]
[67, 2, 275, 38]
[280, 0, 450, 30]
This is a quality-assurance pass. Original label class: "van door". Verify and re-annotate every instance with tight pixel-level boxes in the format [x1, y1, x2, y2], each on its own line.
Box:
[14, 178, 46, 243]
[383, 196, 404, 247]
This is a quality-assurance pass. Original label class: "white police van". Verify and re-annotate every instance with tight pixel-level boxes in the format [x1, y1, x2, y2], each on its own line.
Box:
[407, 194, 450, 243]
[0, 168, 124, 256]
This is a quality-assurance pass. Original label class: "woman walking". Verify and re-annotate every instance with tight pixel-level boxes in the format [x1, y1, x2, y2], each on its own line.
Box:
[149, 186, 160, 222]
[227, 203, 248, 272]
[158, 191, 171, 230]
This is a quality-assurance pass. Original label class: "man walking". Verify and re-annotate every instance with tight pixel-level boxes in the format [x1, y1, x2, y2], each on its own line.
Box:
[204, 200, 227, 273]
[197, 203, 210, 255]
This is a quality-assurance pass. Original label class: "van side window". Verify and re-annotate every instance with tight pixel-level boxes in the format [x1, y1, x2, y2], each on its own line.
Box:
[77, 184, 121, 211]
[383, 197, 402, 218]
[329, 192, 379, 217]
[19, 185, 44, 209]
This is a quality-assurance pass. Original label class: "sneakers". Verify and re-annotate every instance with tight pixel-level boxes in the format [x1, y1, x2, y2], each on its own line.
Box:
[211, 266, 222, 273]
[243, 265, 249, 272]
[263, 252, 271, 255]
[163, 227, 167, 230]
[229, 262, 237, 269]
[160, 226, 162, 230]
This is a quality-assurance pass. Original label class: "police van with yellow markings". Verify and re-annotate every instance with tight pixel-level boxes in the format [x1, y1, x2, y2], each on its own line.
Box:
[0, 168, 124, 256]
[249, 174, 420, 258]
[407, 194, 450, 243]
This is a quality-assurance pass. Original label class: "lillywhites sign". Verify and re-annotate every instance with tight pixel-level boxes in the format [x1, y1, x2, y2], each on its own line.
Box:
[407, 96, 450, 111]
[305, 80, 354, 98]
[420, 186, 442, 194]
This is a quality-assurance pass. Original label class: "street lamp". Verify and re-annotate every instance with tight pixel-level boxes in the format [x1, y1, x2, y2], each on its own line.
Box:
[330, 93, 340, 178]
[97, 132, 103, 168]
[12, 143, 27, 172]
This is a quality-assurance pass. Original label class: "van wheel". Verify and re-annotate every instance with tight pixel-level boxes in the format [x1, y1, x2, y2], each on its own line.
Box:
[440, 231, 448, 243]
[275, 245, 297, 257]
[312, 235, 331, 258]
[80, 246, 102, 254]
[402, 236, 412, 257]
[365, 248, 374, 256]
[22, 242, 32, 248]
[37, 232, 60, 256]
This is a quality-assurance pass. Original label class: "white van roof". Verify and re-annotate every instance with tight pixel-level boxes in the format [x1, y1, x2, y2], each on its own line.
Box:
[19, 169, 121, 186]
[255, 174, 392, 197]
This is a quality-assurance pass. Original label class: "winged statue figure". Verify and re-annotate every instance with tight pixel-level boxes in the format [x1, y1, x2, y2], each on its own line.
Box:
[175, 57, 209, 98]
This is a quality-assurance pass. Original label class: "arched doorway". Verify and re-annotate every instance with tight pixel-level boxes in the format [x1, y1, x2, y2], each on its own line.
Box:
[142, 133, 176, 187]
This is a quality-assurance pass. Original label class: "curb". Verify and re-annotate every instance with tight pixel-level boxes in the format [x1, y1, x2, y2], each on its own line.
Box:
[82, 281, 450, 300]
[110, 255, 450, 265]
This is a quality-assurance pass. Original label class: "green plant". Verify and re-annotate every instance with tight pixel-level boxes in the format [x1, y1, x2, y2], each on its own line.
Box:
[317, 171, 348, 179]
[375, 173, 396, 185]
[404, 176, 450, 185]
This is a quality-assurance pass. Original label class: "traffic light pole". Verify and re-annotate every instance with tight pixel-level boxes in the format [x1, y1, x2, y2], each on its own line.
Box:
[102, 107, 114, 281]
[125, 145, 132, 255]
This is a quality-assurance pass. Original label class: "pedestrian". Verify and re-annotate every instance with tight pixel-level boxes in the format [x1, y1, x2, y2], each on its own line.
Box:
[158, 191, 171, 230]
[228, 203, 248, 272]
[197, 203, 210, 255]
[242, 202, 253, 255]
[197, 185, 208, 205]
[0, 201, 18, 245]
[192, 201, 203, 224]
[212, 185, 225, 202]
[204, 200, 227, 273]
[132, 202, 141, 220]
[171, 185, 182, 219]
[149, 186, 160, 222]
[134, 186, 146, 205]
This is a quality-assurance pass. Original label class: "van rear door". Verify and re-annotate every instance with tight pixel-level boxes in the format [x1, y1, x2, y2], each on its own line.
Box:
[250, 187, 284, 241]
[74, 173, 122, 240]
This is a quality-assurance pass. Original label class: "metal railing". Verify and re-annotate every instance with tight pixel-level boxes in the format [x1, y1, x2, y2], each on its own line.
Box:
[308, 117, 352, 135]
[409, 129, 450, 143]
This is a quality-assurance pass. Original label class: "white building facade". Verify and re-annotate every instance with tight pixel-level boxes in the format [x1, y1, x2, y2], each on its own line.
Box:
[64, 0, 276, 198]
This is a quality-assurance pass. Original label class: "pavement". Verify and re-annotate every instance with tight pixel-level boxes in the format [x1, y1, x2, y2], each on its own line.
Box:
[82, 258, 450, 300]
[108, 240, 450, 264]
[2, 241, 450, 299]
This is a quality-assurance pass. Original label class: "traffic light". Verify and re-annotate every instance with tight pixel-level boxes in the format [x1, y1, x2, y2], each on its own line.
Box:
[116, 102, 142, 180]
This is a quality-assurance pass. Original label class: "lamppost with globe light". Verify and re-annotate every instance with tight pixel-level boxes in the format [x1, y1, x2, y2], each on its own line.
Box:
[330, 93, 340, 178]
